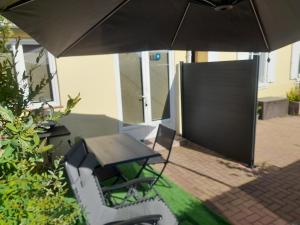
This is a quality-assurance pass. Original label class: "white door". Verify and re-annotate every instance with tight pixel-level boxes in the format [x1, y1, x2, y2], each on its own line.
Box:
[115, 51, 175, 140]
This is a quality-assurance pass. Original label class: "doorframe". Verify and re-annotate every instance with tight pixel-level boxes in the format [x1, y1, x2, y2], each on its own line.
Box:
[114, 51, 176, 136]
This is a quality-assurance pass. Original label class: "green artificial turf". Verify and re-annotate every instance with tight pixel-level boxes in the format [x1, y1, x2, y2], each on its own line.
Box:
[109, 163, 231, 225]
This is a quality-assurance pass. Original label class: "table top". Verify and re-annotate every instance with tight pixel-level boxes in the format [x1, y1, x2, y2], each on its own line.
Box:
[39, 125, 71, 139]
[84, 133, 161, 167]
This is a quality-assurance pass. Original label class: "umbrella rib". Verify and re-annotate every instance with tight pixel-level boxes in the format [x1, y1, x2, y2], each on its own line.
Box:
[196, 0, 216, 7]
[249, 0, 270, 51]
[57, 0, 131, 57]
[171, 2, 191, 48]
[3, 0, 34, 11]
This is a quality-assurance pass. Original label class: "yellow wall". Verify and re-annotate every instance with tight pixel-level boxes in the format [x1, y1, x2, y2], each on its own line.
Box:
[195, 51, 236, 62]
[55, 51, 186, 141]
[218, 52, 236, 61]
[54, 47, 296, 143]
[258, 46, 296, 98]
[56, 55, 119, 140]
[195, 51, 208, 62]
[195, 47, 297, 99]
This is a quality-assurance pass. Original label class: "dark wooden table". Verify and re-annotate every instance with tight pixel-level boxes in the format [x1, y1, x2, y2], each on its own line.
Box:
[39, 125, 71, 140]
[85, 133, 160, 177]
[38, 125, 71, 164]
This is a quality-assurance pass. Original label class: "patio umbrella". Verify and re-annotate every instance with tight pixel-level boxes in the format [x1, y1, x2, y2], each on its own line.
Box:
[1, 0, 300, 57]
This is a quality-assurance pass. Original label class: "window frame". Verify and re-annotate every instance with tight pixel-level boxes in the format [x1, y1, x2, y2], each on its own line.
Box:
[237, 52, 276, 88]
[10, 39, 60, 109]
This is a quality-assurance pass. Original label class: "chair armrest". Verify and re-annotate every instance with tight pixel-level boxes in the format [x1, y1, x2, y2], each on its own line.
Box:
[104, 214, 162, 225]
[102, 177, 156, 193]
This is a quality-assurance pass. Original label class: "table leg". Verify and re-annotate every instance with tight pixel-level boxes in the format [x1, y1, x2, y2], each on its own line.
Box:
[135, 158, 149, 178]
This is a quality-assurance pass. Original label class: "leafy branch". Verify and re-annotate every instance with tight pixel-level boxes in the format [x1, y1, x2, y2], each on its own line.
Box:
[0, 16, 53, 116]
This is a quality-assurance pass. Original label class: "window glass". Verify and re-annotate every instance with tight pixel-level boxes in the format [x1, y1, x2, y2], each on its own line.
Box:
[258, 53, 268, 84]
[291, 42, 300, 79]
[237, 52, 251, 60]
[23, 45, 53, 102]
[149, 51, 170, 121]
[119, 53, 145, 126]
[298, 55, 300, 75]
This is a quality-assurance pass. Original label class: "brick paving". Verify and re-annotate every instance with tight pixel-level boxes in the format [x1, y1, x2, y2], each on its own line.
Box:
[154, 116, 300, 225]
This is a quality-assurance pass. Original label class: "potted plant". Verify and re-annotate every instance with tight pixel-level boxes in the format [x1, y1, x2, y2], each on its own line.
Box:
[257, 105, 262, 120]
[287, 86, 300, 115]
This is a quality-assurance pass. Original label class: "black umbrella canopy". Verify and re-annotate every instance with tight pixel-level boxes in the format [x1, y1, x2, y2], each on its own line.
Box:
[1, 0, 300, 57]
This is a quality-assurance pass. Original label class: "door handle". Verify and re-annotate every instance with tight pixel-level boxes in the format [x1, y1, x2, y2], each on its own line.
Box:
[138, 95, 146, 101]
[138, 95, 148, 107]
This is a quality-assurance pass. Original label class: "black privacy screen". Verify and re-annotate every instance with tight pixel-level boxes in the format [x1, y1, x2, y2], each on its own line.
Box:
[181, 58, 259, 167]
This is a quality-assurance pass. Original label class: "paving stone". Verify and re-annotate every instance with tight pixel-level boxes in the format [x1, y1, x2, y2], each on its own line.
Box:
[153, 117, 300, 225]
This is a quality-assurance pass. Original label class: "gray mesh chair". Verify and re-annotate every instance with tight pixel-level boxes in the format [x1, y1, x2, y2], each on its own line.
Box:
[139, 124, 176, 185]
[64, 139, 156, 204]
[65, 142, 178, 225]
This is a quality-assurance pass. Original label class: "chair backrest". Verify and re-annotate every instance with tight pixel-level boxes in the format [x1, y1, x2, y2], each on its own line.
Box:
[154, 124, 176, 160]
[64, 139, 88, 184]
[77, 160, 117, 225]
[64, 140, 116, 225]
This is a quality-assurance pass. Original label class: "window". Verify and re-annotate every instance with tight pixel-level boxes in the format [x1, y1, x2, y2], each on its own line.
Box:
[208, 51, 220, 62]
[237, 52, 251, 60]
[237, 52, 276, 87]
[117, 51, 172, 127]
[291, 41, 300, 80]
[11, 40, 60, 108]
[149, 51, 170, 121]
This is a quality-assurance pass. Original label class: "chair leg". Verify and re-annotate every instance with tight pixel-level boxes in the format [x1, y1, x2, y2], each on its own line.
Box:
[140, 163, 171, 187]
[112, 176, 120, 185]
[144, 164, 171, 187]
[144, 166, 158, 174]
[112, 173, 128, 185]
[120, 174, 128, 182]
[150, 163, 168, 187]
[144, 167, 166, 182]
[135, 158, 149, 178]
[155, 174, 171, 188]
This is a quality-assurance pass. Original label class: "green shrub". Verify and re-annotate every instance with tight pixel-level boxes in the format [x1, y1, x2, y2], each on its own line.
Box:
[0, 16, 83, 224]
[0, 106, 83, 225]
[0, 16, 52, 116]
[257, 105, 262, 114]
[287, 86, 300, 102]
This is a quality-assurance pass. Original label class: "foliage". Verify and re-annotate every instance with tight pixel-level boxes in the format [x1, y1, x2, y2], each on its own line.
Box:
[0, 16, 52, 116]
[0, 16, 83, 224]
[0, 106, 83, 225]
[0, 160, 82, 225]
[287, 86, 300, 102]
[33, 94, 81, 128]
[0, 17, 11, 53]
[0, 104, 52, 172]
[257, 105, 262, 114]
